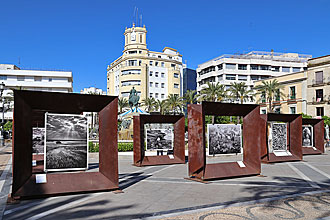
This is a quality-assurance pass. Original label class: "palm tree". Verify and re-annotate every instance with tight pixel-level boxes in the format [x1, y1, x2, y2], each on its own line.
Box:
[255, 79, 284, 113]
[184, 90, 197, 104]
[165, 94, 183, 115]
[228, 82, 254, 104]
[118, 97, 128, 114]
[155, 99, 167, 115]
[198, 82, 226, 102]
[142, 97, 156, 112]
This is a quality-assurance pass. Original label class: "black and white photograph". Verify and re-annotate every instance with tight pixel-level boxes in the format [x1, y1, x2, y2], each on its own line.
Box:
[32, 127, 45, 154]
[207, 124, 242, 155]
[302, 125, 313, 147]
[271, 123, 288, 151]
[146, 124, 173, 150]
[44, 113, 88, 172]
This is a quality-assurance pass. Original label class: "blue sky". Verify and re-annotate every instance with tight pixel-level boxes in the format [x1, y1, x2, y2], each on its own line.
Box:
[1, 0, 330, 92]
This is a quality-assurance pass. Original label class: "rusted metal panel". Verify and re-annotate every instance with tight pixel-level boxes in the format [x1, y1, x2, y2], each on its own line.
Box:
[302, 118, 324, 155]
[261, 113, 303, 163]
[133, 114, 185, 166]
[188, 102, 262, 180]
[12, 90, 119, 199]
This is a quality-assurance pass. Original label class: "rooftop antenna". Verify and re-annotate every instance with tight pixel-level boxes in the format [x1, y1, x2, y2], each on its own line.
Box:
[140, 14, 142, 27]
[136, 8, 139, 26]
[133, 6, 137, 25]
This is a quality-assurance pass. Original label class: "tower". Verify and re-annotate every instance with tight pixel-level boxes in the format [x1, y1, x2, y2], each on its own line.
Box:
[124, 23, 147, 52]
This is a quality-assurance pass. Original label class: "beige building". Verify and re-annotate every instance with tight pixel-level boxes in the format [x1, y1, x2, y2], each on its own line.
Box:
[255, 54, 330, 117]
[254, 71, 307, 114]
[107, 24, 183, 102]
[306, 55, 330, 117]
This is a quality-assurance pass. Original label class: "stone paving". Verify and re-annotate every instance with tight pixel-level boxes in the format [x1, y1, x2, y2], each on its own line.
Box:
[2, 147, 330, 219]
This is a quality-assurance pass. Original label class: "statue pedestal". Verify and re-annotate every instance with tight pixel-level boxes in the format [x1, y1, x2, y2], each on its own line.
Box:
[118, 112, 142, 141]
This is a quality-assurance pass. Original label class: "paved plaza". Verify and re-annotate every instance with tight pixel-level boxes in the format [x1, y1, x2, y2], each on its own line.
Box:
[1, 145, 330, 219]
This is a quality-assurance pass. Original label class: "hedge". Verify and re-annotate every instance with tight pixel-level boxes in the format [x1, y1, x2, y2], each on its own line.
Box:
[88, 142, 133, 152]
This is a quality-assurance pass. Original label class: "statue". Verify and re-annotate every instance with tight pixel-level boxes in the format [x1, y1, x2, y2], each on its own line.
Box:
[129, 87, 140, 111]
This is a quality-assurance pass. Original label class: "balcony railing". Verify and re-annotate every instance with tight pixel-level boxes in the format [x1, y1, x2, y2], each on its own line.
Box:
[310, 78, 326, 86]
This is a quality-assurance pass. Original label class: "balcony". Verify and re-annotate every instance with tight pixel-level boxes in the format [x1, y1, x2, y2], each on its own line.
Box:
[287, 93, 297, 104]
[273, 96, 281, 105]
[311, 96, 326, 105]
[309, 78, 326, 87]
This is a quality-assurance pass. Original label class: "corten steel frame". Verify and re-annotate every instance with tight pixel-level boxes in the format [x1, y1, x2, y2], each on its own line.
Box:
[188, 102, 262, 180]
[12, 90, 119, 199]
[302, 118, 324, 155]
[133, 114, 185, 166]
[260, 113, 302, 163]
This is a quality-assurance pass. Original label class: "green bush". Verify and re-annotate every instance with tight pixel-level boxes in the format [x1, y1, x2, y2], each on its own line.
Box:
[89, 142, 99, 152]
[118, 142, 133, 152]
[88, 141, 134, 152]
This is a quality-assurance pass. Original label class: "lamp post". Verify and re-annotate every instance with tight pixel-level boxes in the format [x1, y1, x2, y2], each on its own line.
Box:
[0, 82, 5, 147]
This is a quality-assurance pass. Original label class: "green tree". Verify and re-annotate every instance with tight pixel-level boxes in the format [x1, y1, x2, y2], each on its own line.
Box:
[228, 82, 254, 104]
[165, 94, 183, 115]
[155, 99, 167, 115]
[184, 90, 197, 104]
[118, 97, 128, 114]
[142, 97, 156, 112]
[255, 79, 284, 113]
[198, 82, 226, 102]
[3, 121, 12, 131]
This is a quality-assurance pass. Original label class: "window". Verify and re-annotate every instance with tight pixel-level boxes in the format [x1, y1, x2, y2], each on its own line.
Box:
[289, 86, 296, 99]
[128, 50, 137, 54]
[0, 75, 7, 80]
[261, 109, 267, 114]
[272, 66, 280, 72]
[275, 89, 281, 101]
[251, 75, 259, 81]
[149, 61, 153, 66]
[139, 34, 142, 43]
[149, 71, 153, 76]
[316, 89, 323, 102]
[238, 64, 247, 70]
[161, 62, 164, 67]
[174, 73, 179, 78]
[155, 61, 159, 66]
[238, 75, 247, 81]
[261, 91, 266, 103]
[139, 51, 142, 54]
[290, 107, 296, 114]
[121, 80, 141, 86]
[128, 60, 137, 66]
[158, 55, 161, 58]
[174, 83, 179, 88]
[161, 83, 165, 88]
[150, 82, 153, 87]
[155, 83, 159, 88]
[161, 94, 165, 99]
[155, 72, 159, 77]
[316, 107, 324, 116]
[260, 76, 269, 80]
[155, 93, 159, 98]
[282, 67, 290, 72]
[17, 76, 25, 81]
[226, 74, 236, 80]
[217, 64, 223, 70]
[260, 65, 270, 70]
[315, 71, 323, 84]
[34, 76, 42, 81]
[150, 93, 153, 97]
[161, 73, 165, 78]
[226, 63, 236, 70]
[122, 69, 141, 75]
[293, 67, 301, 72]
[250, 65, 258, 70]
[218, 75, 223, 81]
[275, 107, 281, 114]
[171, 64, 175, 68]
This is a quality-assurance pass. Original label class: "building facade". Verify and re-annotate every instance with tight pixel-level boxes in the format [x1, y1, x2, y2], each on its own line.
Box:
[107, 24, 183, 102]
[182, 67, 197, 95]
[254, 71, 307, 114]
[0, 64, 73, 120]
[306, 55, 330, 117]
[80, 86, 106, 95]
[196, 51, 311, 102]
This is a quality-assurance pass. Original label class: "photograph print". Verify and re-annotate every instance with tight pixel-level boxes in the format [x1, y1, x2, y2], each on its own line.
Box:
[44, 113, 88, 172]
[302, 125, 313, 147]
[207, 124, 242, 155]
[271, 123, 288, 151]
[32, 127, 45, 154]
[146, 124, 174, 151]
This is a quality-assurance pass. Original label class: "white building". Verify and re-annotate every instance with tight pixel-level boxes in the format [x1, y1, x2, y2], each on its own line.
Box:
[80, 87, 106, 95]
[0, 64, 73, 120]
[197, 51, 312, 102]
